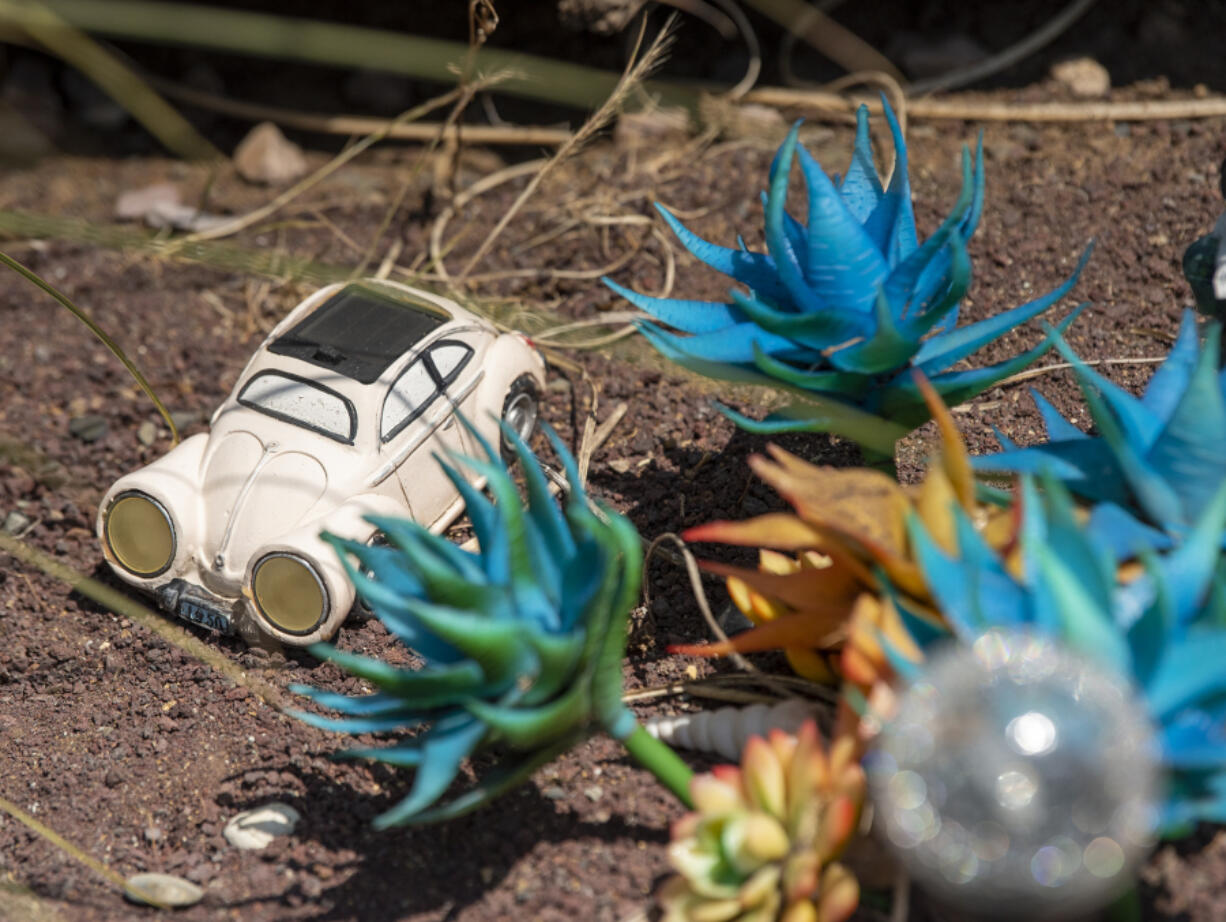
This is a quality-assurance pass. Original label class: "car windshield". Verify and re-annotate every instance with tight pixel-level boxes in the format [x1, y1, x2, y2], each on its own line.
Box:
[238, 372, 356, 443]
[269, 284, 450, 384]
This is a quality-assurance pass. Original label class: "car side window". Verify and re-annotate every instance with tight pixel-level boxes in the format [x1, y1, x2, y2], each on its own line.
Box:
[381, 359, 437, 442]
[379, 341, 474, 444]
[430, 342, 471, 381]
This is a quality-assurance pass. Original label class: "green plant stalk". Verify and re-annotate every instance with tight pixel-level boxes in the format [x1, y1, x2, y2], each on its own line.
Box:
[36, 0, 700, 113]
[619, 724, 695, 806]
[859, 445, 898, 478]
[0, 0, 220, 161]
[0, 531, 284, 706]
[0, 250, 180, 444]
[589, 511, 695, 807]
[0, 794, 168, 908]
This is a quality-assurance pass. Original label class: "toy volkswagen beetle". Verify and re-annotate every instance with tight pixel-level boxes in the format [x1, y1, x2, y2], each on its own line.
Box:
[97, 279, 545, 646]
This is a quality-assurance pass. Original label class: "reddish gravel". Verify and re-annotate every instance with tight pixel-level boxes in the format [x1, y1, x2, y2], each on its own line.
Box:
[1, 55, 1226, 922]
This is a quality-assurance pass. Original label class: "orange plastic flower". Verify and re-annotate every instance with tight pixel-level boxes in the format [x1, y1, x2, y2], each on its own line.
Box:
[676, 374, 1014, 690]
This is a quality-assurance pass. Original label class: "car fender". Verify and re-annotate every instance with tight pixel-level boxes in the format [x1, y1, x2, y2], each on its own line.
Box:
[470, 333, 546, 446]
[96, 432, 210, 586]
[241, 491, 405, 647]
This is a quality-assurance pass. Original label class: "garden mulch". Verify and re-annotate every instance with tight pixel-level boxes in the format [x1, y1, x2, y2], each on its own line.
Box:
[2, 61, 1226, 922]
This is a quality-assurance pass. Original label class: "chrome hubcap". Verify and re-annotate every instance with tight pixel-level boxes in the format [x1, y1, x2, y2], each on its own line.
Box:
[504, 392, 537, 441]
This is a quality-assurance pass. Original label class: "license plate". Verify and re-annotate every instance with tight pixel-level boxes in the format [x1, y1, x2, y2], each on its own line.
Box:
[177, 596, 234, 634]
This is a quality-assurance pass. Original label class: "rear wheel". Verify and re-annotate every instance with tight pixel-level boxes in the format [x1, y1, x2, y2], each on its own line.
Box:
[500, 375, 539, 461]
[351, 531, 390, 620]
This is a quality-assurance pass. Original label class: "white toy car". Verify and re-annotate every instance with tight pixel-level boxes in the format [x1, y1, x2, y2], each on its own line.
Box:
[97, 279, 545, 646]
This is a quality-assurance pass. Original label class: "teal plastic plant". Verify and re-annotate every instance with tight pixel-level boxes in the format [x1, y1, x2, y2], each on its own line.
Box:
[604, 101, 1090, 459]
[291, 422, 692, 827]
[893, 472, 1226, 833]
[974, 311, 1225, 550]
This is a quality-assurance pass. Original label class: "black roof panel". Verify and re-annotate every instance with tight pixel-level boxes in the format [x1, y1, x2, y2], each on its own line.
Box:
[269, 285, 449, 384]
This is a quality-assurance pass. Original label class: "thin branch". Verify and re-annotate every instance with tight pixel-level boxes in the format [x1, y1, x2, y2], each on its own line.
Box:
[152, 77, 571, 146]
[745, 85, 1226, 122]
[0, 250, 180, 444]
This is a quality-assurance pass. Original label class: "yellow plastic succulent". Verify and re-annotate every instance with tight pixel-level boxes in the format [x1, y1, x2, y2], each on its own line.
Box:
[659, 720, 863, 922]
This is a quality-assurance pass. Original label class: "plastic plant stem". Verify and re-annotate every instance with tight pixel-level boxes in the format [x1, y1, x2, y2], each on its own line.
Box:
[0, 250, 180, 445]
[619, 724, 695, 807]
[859, 445, 897, 478]
[1106, 887, 1142, 922]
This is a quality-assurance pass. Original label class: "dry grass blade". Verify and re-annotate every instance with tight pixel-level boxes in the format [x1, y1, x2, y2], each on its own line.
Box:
[0, 794, 168, 908]
[0, 532, 286, 708]
[39, 0, 698, 112]
[645, 532, 758, 676]
[742, 0, 903, 83]
[0, 210, 352, 285]
[352, 80, 487, 278]
[455, 16, 678, 280]
[622, 672, 836, 705]
[994, 355, 1164, 388]
[0, 0, 220, 161]
[0, 251, 180, 444]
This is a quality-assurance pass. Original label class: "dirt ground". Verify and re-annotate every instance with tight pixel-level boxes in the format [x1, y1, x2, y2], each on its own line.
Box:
[4, 7, 1226, 921]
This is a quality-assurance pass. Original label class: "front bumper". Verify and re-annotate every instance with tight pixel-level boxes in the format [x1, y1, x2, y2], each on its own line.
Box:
[156, 579, 240, 635]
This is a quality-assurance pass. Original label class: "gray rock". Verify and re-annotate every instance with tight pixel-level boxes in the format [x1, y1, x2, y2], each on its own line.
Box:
[115, 183, 180, 221]
[124, 872, 204, 908]
[557, 0, 646, 33]
[68, 414, 107, 443]
[1051, 57, 1111, 99]
[233, 122, 308, 185]
[170, 410, 201, 431]
[2, 510, 30, 536]
[137, 421, 158, 446]
[223, 802, 300, 850]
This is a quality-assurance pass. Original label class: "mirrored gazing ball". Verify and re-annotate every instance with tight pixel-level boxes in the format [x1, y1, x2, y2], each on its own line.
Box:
[867, 630, 1159, 919]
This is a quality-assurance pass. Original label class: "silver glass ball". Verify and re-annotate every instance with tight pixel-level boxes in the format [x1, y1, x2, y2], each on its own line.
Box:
[868, 630, 1159, 919]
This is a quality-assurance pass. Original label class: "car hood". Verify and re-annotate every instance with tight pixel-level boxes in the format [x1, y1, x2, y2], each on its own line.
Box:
[199, 430, 329, 591]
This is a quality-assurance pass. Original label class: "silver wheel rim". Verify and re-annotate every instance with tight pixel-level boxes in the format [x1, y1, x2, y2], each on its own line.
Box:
[503, 391, 537, 442]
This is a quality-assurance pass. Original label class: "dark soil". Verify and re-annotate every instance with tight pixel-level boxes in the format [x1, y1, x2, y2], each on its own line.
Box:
[3, 9, 1226, 921]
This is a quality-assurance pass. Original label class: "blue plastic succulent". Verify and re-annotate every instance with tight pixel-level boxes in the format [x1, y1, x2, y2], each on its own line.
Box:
[890, 471, 1226, 833]
[604, 100, 1090, 459]
[974, 311, 1226, 550]
[291, 421, 692, 826]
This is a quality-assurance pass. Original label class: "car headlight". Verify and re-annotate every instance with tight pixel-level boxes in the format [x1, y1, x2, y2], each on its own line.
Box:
[251, 553, 328, 634]
[104, 491, 176, 577]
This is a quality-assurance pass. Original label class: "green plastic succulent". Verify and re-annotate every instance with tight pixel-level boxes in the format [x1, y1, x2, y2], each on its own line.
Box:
[660, 720, 864, 922]
[291, 421, 692, 826]
[604, 100, 1089, 460]
[974, 311, 1226, 553]
[894, 471, 1226, 833]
